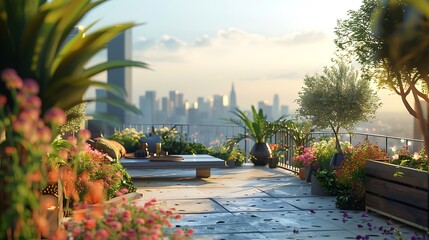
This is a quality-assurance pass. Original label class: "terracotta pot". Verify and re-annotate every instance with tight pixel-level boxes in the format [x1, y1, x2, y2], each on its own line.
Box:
[249, 143, 271, 166]
[298, 168, 306, 180]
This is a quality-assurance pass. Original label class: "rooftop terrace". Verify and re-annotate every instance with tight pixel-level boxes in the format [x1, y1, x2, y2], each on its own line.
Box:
[129, 165, 428, 240]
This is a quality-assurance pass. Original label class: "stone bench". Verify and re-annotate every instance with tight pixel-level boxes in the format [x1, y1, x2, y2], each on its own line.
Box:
[120, 154, 226, 178]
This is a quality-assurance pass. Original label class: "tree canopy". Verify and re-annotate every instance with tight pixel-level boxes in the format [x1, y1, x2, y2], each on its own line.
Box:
[335, 0, 429, 166]
[297, 61, 381, 153]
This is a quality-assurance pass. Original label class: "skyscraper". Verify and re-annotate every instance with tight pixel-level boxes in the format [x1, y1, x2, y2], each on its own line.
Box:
[229, 82, 237, 110]
[106, 30, 132, 125]
[141, 91, 157, 124]
[273, 94, 279, 119]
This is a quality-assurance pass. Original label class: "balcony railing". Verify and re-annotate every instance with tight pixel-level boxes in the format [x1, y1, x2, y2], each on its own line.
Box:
[121, 123, 424, 173]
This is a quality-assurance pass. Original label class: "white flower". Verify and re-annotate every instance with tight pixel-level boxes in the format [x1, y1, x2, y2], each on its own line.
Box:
[413, 152, 420, 160]
[391, 146, 397, 152]
[392, 154, 399, 160]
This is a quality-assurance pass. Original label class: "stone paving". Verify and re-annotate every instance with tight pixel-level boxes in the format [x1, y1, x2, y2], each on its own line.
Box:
[129, 164, 428, 240]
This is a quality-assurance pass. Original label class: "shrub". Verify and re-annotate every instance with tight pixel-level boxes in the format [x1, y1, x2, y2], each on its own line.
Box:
[335, 141, 387, 210]
[108, 128, 145, 153]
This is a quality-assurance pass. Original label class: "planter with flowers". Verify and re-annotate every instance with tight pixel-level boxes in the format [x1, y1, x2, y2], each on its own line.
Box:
[269, 143, 288, 168]
[365, 146, 428, 231]
[292, 146, 315, 180]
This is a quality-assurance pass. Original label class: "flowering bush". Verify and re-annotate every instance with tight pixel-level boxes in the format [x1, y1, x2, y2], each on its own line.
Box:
[292, 146, 316, 168]
[48, 138, 137, 206]
[311, 138, 351, 170]
[335, 141, 388, 210]
[270, 143, 288, 159]
[390, 145, 428, 171]
[109, 128, 145, 153]
[0, 69, 66, 238]
[66, 197, 193, 240]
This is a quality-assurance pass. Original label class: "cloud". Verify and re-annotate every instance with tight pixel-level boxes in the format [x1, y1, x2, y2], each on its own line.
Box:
[194, 34, 211, 47]
[134, 37, 156, 50]
[131, 27, 335, 110]
[159, 35, 186, 50]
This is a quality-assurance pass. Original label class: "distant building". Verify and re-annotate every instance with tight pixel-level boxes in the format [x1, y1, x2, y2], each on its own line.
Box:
[280, 105, 289, 117]
[106, 30, 132, 125]
[273, 94, 279, 118]
[140, 91, 157, 124]
[229, 82, 237, 110]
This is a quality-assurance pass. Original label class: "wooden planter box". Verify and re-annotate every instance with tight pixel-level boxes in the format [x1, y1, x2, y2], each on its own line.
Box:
[365, 160, 429, 231]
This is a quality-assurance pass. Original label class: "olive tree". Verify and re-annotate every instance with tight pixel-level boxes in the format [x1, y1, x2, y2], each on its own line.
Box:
[296, 61, 381, 155]
[335, 0, 429, 169]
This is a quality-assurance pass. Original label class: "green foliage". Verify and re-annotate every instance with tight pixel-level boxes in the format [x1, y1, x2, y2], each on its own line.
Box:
[286, 120, 314, 149]
[0, 0, 147, 124]
[226, 106, 286, 144]
[311, 138, 351, 170]
[390, 146, 428, 171]
[297, 61, 380, 154]
[58, 103, 86, 135]
[312, 169, 340, 195]
[208, 143, 246, 166]
[153, 127, 209, 154]
[108, 128, 145, 153]
[335, 0, 429, 165]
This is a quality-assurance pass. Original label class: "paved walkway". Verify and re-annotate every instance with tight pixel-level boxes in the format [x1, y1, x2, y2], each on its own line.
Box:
[129, 164, 428, 240]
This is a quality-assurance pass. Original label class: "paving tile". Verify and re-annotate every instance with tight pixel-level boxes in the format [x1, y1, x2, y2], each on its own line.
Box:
[214, 197, 299, 212]
[171, 213, 243, 226]
[192, 232, 268, 240]
[234, 211, 343, 232]
[133, 198, 227, 214]
[280, 196, 337, 210]
[262, 230, 358, 240]
[258, 185, 312, 197]
[184, 223, 260, 235]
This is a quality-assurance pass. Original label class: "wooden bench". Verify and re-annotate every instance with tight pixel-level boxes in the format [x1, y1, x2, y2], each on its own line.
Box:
[120, 154, 226, 178]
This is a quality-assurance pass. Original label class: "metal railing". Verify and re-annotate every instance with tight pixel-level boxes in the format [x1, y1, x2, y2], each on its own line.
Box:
[121, 123, 424, 173]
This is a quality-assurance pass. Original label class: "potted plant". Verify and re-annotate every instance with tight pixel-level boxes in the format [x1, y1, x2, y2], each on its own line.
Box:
[226, 106, 285, 166]
[292, 146, 316, 180]
[269, 143, 287, 168]
[209, 142, 245, 167]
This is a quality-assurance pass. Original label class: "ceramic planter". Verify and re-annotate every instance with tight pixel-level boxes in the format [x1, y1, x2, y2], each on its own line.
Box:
[311, 175, 332, 196]
[365, 160, 428, 231]
[268, 157, 279, 168]
[250, 143, 271, 166]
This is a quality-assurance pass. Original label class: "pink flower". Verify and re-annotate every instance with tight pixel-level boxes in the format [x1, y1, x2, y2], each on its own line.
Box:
[109, 221, 122, 231]
[78, 129, 91, 140]
[134, 218, 145, 225]
[0, 95, 6, 106]
[72, 226, 82, 237]
[1, 68, 23, 89]
[95, 229, 109, 239]
[121, 210, 131, 219]
[22, 79, 39, 95]
[25, 96, 42, 109]
[44, 107, 66, 125]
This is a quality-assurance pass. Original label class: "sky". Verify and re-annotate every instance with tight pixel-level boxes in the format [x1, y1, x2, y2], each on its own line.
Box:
[81, 0, 408, 115]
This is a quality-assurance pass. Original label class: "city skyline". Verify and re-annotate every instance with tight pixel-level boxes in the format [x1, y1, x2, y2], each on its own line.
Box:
[82, 0, 412, 117]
